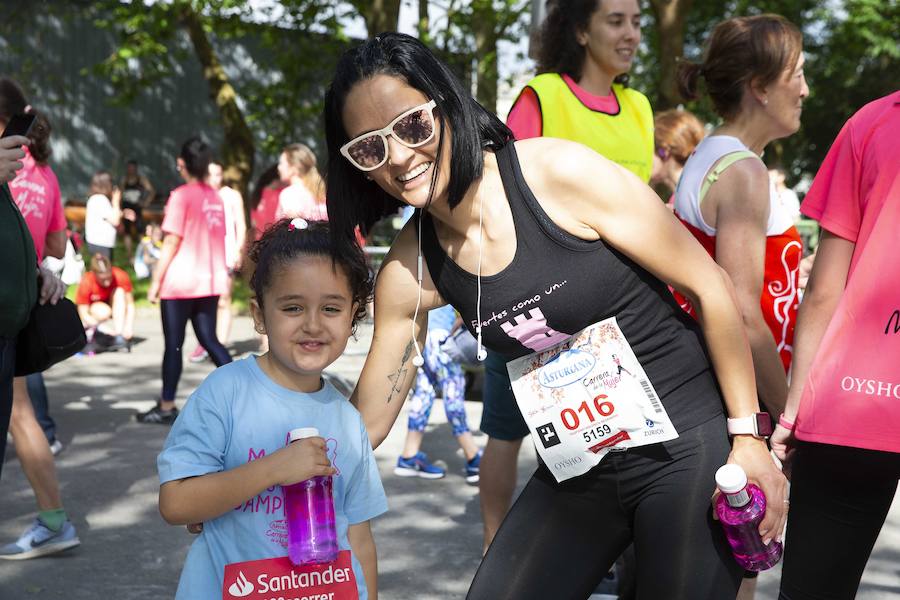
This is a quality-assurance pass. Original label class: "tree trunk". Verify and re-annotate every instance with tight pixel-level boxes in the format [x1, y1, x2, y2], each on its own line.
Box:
[355, 0, 402, 37]
[649, 0, 693, 110]
[472, 1, 499, 112]
[179, 5, 255, 199]
[418, 0, 430, 44]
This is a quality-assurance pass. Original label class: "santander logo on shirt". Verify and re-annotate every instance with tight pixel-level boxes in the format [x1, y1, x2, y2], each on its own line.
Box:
[228, 571, 254, 597]
[223, 552, 358, 600]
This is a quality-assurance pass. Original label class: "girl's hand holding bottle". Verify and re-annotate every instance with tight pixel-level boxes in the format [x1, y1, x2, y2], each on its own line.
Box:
[269, 435, 336, 487]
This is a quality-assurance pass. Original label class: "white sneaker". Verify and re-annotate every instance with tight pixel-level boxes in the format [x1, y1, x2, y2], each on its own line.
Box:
[0, 519, 80, 560]
[49, 439, 64, 456]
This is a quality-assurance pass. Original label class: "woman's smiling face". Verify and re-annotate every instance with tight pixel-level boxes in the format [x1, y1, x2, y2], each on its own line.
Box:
[341, 74, 451, 209]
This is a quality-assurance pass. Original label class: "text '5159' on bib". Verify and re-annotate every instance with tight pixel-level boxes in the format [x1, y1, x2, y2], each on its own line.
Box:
[507, 317, 678, 483]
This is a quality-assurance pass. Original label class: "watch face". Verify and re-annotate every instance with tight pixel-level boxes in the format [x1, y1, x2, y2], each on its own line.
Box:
[755, 412, 774, 437]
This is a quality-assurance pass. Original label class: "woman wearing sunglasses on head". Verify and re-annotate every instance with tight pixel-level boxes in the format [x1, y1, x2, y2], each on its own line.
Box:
[325, 33, 786, 599]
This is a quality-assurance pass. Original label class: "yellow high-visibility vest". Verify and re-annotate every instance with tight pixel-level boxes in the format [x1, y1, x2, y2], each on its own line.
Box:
[526, 73, 654, 182]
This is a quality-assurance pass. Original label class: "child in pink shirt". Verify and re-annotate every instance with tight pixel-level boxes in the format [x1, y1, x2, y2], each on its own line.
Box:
[141, 137, 232, 425]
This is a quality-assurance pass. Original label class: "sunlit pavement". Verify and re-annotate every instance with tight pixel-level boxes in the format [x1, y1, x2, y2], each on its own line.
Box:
[1, 313, 897, 599]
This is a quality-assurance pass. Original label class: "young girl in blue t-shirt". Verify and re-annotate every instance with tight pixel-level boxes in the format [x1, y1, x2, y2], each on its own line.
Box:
[158, 218, 386, 600]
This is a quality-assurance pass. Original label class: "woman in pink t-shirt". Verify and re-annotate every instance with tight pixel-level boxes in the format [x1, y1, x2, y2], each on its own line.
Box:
[141, 136, 232, 425]
[771, 92, 900, 599]
[9, 112, 66, 263]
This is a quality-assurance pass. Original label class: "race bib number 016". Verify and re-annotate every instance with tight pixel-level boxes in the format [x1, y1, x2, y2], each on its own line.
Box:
[507, 317, 678, 482]
[223, 550, 358, 600]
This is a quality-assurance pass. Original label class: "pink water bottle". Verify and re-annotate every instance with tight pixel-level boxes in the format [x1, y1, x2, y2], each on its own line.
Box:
[715, 464, 783, 571]
[283, 427, 338, 565]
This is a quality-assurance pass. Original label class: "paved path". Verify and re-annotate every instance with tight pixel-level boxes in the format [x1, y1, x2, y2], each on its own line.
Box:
[1, 313, 898, 599]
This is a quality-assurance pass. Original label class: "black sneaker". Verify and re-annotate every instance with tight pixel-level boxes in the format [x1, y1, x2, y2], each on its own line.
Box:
[135, 404, 179, 425]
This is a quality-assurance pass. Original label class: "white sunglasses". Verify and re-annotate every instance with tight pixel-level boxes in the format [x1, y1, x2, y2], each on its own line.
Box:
[340, 100, 438, 172]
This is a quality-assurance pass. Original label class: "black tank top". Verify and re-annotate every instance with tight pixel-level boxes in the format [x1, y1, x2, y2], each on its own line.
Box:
[421, 142, 723, 429]
[122, 178, 144, 210]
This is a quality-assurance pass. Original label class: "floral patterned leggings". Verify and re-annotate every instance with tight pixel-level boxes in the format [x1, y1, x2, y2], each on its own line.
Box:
[407, 330, 471, 437]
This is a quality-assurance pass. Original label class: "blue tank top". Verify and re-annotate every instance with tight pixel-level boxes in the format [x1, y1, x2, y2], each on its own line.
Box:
[421, 142, 724, 429]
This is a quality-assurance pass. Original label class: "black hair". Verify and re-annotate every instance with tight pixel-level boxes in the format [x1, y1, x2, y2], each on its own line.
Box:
[249, 219, 373, 331]
[323, 32, 512, 246]
[179, 136, 211, 180]
[249, 163, 281, 211]
[26, 109, 51, 164]
[126, 159, 139, 167]
[537, 0, 630, 86]
[0, 78, 52, 163]
[0, 77, 27, 123]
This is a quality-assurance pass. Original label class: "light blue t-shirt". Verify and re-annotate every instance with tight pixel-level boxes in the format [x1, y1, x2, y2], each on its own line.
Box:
[158, 356, 388, 599]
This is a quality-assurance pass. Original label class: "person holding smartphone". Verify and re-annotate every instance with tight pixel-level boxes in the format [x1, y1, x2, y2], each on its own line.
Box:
[0, 77, 77, 560]
[0, 125, 37, 480]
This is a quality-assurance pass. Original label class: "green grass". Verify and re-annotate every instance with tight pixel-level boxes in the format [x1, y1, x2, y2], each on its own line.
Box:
[68, 239, 252, 314]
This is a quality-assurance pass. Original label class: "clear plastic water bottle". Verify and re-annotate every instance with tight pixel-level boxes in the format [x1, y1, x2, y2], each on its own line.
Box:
[715, 464, 783, 571]
[283, 427, 338, 565]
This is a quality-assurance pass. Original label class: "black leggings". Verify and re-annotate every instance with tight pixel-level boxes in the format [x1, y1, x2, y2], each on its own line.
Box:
[160, 297, 231, 401]
[467, 415, 743, 600]
[779, 442, 900, 600]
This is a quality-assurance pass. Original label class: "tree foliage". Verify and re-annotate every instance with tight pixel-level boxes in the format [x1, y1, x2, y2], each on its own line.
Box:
[430, 0, 529, 111]
[90, 0, 357, 194]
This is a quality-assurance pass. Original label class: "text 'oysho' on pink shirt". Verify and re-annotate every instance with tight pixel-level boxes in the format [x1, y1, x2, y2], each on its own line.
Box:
[159, 182, 228, 300]
[9, 148, 66, 262]
[795, 92, 900, 453]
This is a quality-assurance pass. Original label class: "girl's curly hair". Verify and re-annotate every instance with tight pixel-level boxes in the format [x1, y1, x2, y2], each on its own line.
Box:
[249, 219, 373, 331]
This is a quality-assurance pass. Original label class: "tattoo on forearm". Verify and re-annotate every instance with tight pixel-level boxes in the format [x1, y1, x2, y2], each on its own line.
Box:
[386, 341, 415, 403]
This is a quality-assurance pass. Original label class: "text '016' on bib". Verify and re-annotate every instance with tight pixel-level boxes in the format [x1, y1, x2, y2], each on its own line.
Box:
[507, 317, 679, 482]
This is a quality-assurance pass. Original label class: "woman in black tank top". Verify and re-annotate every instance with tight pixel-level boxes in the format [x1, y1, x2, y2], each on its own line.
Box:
[323, 33, 787, 599]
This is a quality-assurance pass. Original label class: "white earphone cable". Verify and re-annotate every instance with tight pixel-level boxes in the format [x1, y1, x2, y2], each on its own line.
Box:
[411, 210, 425, 367]
[475, 193, 487, 361]
[411, 193, 487, 368]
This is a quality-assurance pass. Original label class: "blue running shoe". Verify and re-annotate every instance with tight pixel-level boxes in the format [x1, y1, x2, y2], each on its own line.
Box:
[0, 519, 80, 560]
[465, 449, 483, 483]
[394, 452, 446, 479]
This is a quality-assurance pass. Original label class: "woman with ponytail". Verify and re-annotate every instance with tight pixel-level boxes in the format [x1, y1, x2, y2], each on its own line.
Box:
[673, 20, 808, 596]
[674, 15, 807, 417]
